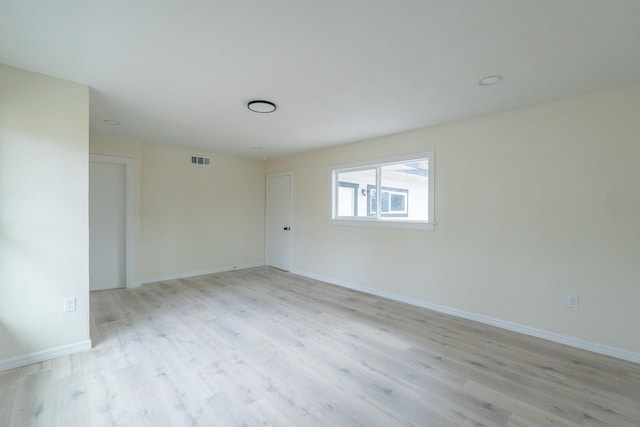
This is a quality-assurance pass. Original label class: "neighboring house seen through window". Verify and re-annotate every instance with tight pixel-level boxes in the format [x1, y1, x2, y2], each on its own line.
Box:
[331, 151, 434, 230]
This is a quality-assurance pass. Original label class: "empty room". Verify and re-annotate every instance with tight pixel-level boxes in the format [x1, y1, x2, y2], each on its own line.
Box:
[1, 1, 640, 426]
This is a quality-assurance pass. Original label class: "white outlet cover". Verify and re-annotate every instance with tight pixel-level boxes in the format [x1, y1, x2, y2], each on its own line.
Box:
[567, 295, 579, 309]
[64, 297, 76, 312]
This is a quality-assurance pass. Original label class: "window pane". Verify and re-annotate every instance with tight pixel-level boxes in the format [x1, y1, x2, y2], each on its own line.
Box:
[381, 191, 390, 213]
[368, 187, 377, 214]
[380, 160, 429, 220]
[390, 193, 405, 212]
[336, 169, 375, 217]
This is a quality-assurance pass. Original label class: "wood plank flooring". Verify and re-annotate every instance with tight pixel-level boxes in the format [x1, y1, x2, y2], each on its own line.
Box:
[1, 267, 639, 426]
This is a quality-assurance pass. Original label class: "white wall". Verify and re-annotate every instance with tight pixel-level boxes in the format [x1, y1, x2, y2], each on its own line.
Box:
[90, 137, 266, 283]
[0, 64, 90, 366]
[266, 83, 640, 359]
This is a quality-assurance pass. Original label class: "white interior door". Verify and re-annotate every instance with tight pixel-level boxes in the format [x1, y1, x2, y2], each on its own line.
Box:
[90, 161, 126, 291]
[266, 173, 292, 271]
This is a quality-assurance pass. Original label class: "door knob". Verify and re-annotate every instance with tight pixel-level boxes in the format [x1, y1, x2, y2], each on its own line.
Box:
[283, 227, 290, 231]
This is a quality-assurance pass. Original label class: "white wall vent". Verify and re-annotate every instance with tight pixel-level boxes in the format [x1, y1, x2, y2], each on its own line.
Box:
[190, 155, 211, 166]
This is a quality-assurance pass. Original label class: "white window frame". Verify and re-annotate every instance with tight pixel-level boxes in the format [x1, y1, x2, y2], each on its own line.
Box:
[330, 151, 435, 231]
[368, 186, 409, 217]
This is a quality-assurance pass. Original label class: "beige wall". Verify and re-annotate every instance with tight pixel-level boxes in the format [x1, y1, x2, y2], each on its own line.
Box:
[266, 83, 640, 356]
[3, 61, 636, 367]
[90, 137, 266, 282]
[0, 65, 90, 362]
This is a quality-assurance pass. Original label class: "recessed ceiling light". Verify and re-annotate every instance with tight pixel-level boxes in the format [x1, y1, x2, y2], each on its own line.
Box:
[104, 119, 121, 125]
[478, 75, 503, 86]
[247, 100, 277, 113]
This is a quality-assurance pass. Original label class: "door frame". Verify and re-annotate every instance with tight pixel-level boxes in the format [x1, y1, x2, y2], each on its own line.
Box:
[89, 154, 134, 288]
[265, 172, 293, 271]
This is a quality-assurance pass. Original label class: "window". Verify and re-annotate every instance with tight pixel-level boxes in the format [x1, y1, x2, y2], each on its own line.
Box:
[331, 151, 434, 230]
[367, 185, 409, 217]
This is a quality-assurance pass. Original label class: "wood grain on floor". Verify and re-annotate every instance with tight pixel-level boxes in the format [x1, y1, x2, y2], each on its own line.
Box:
[1, 267, 639, 426]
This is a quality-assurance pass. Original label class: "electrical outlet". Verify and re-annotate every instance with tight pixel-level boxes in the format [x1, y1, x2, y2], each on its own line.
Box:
[64, 297, 76, 312]
[567, 295, 579, 309]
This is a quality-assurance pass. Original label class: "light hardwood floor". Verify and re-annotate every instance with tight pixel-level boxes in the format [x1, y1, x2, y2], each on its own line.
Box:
[1, 267, 639, 426]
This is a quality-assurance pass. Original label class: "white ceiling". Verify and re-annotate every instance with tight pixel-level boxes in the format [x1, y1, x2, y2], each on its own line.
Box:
[2, 0, 640, 159]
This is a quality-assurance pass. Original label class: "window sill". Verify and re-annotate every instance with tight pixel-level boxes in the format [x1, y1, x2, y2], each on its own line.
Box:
[330, 218, 435, 231]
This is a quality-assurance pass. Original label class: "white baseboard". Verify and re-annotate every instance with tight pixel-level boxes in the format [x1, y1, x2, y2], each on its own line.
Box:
[291, 269, 640, 365]
[0, 340, 92, 372]
[136, 262, 265, 286]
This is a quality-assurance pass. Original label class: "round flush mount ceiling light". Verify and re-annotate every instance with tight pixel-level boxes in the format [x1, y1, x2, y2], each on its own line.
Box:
[478, 75, 503, 86]
[247, 100, 277, 113]
[104, 119, 121, 125]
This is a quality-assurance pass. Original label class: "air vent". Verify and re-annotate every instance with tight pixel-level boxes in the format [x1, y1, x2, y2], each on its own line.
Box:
[190, 155, 211, 167]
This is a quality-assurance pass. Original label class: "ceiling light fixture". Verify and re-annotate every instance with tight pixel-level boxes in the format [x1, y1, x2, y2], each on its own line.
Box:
[478, 75, 503, 86]
[247, 100, 277, 113]
[104, 119, 121, 125]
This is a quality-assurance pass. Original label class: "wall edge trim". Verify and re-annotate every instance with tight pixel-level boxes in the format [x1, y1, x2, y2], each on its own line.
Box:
[136, 262, 265, 286]
[0, 340, 92, 372]
[290, 269, 640, 365]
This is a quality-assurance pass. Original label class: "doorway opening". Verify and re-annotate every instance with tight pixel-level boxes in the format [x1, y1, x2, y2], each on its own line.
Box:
[89, 155, 134, 290]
